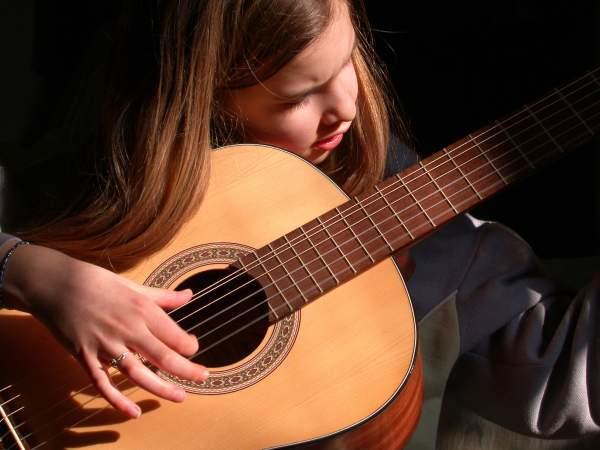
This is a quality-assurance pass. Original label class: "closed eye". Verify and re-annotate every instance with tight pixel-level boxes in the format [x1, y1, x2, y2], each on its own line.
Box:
[283, 95, 310, 110]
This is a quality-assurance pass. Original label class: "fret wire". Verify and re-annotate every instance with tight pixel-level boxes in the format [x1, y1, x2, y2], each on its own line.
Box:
[267, 243, 308, 303]
[174, 86, 600, 350]
[317, 216, 357, 274]
[239, 258, 280, 319]
[195, 117, 600, 358]
[282, 235, 323, 295]
[335, 207, 375, 263]
[554, 88, 595, 135]
[272, 122, 595, 320]
[177, 70, 600, 329]
[251, 107, 600, 324]
[468, 133, 508, 185]
[182, 127, 598, 450]
[493, 120, 535, 169]
[374, 185, 415, 239]
[259, 248, 294, 312]
[395, 174, 436, 227]
[299, 226, 339, 285]
[588, 70, 600, 90]
[523, 104, 565, 153]
[317, 217, 357, 273]
[179, 71, 600, 329]
[419, 161, 458, 214]
[173, 85, 600, 356]
[188, 94, 600, 337]
[355, 197, 394, 252]
[442, 147, 484, 199]
[259, 108, 600, 320]
[232, 127, 588, 349]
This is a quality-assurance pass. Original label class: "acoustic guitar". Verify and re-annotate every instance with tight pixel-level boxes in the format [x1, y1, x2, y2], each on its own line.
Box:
[1, 67, 599, 449]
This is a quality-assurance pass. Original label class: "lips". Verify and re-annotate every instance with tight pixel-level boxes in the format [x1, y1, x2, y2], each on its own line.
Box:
[312, 129, 348, 152]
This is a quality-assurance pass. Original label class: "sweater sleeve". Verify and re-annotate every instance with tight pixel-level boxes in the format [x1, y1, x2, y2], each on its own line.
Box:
[445, 220, 600, 438]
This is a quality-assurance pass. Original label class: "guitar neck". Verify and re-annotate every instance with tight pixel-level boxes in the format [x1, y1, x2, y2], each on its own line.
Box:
[239, 67, 600, 319]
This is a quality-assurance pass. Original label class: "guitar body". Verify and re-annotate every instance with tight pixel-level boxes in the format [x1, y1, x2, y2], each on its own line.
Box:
[0, 145, 421, 449]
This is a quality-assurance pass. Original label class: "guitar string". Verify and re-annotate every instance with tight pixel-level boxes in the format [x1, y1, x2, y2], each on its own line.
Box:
[3, 379, 141, 450]
[171, 67, 600, 317]
[6, 383, 142, 450]
[184, 105, 600, 352]
[171, 81, 600, 333]
[168, 68, 600, 324]
[161, 70, 596, 342]
[1, 73, 600, 440]
[5, 100, 599, 449]
[0, 377, 130, 441]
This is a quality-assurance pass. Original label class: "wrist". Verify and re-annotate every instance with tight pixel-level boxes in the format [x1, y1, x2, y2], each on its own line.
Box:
[1, 241, 33, 311]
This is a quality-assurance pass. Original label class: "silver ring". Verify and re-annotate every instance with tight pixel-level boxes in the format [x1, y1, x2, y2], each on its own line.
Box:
[110, 351, 130, 369]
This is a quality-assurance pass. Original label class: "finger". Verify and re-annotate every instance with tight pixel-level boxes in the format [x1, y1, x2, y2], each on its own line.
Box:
[152, 288, 194, 310]
[144, 304, 200, 356]
[131, 331, 209, 383]
[124, 280, 193, 310]
[114, 349, 191, 403]
[80, 350, 142, 419]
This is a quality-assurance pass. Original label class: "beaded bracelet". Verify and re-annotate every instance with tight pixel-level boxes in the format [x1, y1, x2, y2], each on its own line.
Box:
[0, 239, 30, 309]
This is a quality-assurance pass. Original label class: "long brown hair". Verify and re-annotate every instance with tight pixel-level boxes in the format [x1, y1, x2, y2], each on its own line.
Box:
[18, 0, 409, 270]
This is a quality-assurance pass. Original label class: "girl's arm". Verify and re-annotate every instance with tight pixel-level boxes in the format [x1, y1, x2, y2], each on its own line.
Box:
[411, 217, 600, 438]
[0, 232, 208, 418]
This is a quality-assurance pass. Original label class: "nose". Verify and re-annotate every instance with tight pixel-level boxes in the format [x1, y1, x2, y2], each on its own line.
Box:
[320, 75, 357, 127]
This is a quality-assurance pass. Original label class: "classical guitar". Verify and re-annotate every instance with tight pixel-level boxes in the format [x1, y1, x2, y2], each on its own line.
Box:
[1, 67, 599, 449]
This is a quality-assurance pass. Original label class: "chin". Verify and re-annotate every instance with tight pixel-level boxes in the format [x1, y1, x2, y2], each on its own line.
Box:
[310, 150, 335, 165]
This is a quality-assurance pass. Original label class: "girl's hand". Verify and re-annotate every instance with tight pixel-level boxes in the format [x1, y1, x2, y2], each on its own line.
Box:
[3, 244, 209, 418]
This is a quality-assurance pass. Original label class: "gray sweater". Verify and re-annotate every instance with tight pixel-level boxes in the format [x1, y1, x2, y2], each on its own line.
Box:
[384, 138, 600, 443]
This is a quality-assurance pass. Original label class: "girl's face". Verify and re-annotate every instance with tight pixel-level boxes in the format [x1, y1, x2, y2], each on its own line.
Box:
[225, 1, 358, 165]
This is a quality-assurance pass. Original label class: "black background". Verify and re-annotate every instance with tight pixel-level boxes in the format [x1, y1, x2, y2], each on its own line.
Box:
[1, 1, 599, 258]
[366, 2, 600, 258]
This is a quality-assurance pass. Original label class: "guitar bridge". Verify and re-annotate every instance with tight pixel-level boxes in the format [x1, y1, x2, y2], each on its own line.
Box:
[0, 385, 35, 450]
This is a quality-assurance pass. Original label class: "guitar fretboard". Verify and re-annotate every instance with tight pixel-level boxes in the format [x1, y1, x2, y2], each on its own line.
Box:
[240, 68, 600, 321]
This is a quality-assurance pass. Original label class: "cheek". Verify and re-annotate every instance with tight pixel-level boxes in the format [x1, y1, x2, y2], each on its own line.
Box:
[252, 110, 319, 150]
[345, 63, 359, 103]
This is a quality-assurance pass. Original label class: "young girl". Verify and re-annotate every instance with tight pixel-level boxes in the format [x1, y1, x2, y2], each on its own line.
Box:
[1, 0, 598, 447]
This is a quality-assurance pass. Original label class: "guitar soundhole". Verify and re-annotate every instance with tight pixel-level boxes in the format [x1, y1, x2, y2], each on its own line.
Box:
[172, 267, 269, 368]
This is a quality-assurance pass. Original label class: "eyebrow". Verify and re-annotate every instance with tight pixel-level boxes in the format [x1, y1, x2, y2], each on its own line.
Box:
[279, 37, 357, 101]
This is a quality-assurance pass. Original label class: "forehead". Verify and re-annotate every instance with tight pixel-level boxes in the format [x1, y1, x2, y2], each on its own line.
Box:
[262, 1, 356, 94]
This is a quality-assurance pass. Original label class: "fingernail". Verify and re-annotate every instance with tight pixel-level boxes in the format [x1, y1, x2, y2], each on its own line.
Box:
[192, 367, 210, 382]
[196, 368, 210, 382]
[174, 389, 186, 402]
[129, 404, 142, 418]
